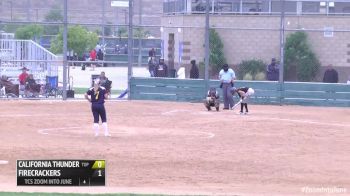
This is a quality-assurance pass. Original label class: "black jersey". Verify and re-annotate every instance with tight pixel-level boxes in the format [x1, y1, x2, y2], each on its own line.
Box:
[237, 87, 249, 98]
[86, 87, 107, 104]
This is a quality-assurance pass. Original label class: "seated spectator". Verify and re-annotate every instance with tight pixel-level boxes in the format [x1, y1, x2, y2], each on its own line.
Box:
[25, 74, 41, 96]
[124, 44, 128, 54]
[266, 58, 279, 81]
[19, 67, 29, 85]
[155, 58, 168, 77]
[323, 64, 338, 83]
[115, 44, 120, 54]
[0, 75, 19, 97]
[99, 72, 112, 93]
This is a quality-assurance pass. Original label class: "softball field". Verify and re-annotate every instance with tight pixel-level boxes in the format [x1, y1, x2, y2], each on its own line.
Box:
[0, 100, 349, 195]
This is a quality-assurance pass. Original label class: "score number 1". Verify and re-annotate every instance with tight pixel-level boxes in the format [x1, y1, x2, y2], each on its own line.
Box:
[98, 161, 102, 176]
[92, 160, 105, 177]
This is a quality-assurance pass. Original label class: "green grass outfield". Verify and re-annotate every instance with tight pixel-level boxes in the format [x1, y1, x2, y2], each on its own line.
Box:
[0, 193, 172, 196]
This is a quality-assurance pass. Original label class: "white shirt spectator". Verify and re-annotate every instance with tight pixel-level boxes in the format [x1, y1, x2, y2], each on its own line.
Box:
[177, 67, 186, 79]
[95, 44, 101, 52]
[219, 68, 235, 83]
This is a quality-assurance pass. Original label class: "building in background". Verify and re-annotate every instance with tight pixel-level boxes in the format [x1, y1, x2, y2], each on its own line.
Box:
[0, 0, 163, 35]
[161, 0, 350, 81]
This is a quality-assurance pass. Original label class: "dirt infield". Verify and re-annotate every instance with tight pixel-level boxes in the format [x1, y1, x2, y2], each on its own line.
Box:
[0, 100, 349, 195]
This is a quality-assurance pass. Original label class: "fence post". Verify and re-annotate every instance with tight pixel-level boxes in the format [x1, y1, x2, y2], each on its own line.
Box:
[279, 0, 286, 105]
[62, 0, 68, 100]
[127, 0, 134, 100]
[138, 0, 143, 67]
[204, 0, 210, 95]
[102, 0, 106, 47]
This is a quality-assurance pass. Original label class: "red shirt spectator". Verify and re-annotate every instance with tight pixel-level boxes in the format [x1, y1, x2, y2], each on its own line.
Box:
[90, 49, 97, 61]
[19, 67, 29, 85]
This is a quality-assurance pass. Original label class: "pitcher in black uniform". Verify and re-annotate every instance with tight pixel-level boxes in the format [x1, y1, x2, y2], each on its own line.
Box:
[85, 79, 110, 136]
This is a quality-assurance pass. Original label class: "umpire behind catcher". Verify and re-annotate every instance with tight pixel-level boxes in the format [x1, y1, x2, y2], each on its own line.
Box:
[85, 79, 110, 137]
[219, 64, 236, 110]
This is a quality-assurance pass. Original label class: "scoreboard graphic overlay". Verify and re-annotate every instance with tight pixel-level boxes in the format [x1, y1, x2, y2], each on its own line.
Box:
[17, 160, 105, 186]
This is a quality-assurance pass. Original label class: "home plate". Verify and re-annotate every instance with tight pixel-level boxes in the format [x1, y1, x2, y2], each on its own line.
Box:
[0, 160, 9, 165]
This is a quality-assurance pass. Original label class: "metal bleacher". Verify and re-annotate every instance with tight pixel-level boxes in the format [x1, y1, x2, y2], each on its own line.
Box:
[0, 33, 59, 85]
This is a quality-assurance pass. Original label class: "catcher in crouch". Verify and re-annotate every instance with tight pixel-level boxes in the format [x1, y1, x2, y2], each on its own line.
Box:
[232, 87, 255, 115]
[204, 87, 220, 111]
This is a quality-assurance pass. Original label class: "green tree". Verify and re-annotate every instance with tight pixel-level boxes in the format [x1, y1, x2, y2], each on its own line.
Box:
[44, 5, 63, 35]
[209, 29, 227, 73]
[3, 20, 22, 33]
[237, 59, 266, 80]
[50, 25, 99, 56]
[284, 31, 320, 81]
[117, 27, 128, 38]
[134, 27, 150, 38]
[15, 25, 43, 41]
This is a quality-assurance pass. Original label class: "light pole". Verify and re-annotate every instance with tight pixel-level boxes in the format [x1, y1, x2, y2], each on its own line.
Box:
[8, 1, 13, 21]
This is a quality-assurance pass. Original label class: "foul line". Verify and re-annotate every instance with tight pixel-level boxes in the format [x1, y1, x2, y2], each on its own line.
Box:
[38, 127, 215, 139]
[195, 131, 215, 139]
[254, 116, 350, 128]
[38, 126, 134, 138]
[38, 127, 82, 134]
[161, 109, 190, 115]
[0, 160, 9, 165]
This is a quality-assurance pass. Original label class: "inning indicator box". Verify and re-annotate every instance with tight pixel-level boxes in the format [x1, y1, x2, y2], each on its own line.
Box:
[17, 160, 105, 186]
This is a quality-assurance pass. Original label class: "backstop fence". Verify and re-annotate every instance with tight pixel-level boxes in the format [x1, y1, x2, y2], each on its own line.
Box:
[0, 0, 350, 102]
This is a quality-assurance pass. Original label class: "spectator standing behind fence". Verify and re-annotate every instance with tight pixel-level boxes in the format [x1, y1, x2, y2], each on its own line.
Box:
[347, 75, 350, 84]
[155, 58, 168, 77]
[97, 49, 103, 61]
[266, 58, 279, 81]
[90, 49, 97, 71]
[148, 57, 156, 77]
[97, 49, 104, 67]
[323, 64, 338, 83]
[219, 64, 235, 110]
[149, 48, 156, 58]
[72, 53, 78, 68]
[95, 43, 101, 52]
[190, 60, 199, 79]
[19, 67, 29, 85]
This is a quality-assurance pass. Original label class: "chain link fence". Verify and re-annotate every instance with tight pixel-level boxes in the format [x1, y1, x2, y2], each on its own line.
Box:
[2, 0, 350, 99]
